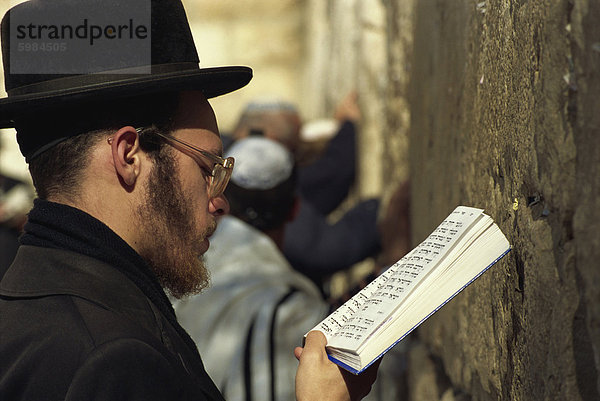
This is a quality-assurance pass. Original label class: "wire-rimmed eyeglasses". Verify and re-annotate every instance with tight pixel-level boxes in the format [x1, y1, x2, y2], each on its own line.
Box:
[135, 127, 234, 199]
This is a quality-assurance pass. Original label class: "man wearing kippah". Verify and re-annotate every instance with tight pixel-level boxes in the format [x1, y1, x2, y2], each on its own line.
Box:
[175, 136, 329, 401]
[229, 94, 383, 294]
[0, 1, 379, 400]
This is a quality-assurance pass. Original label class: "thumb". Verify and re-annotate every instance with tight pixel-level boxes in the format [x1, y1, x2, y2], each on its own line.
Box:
[296, 331, 327, 362]
[304, 330, 327, 351]
[294, 346, 303, 361]
[304, 330, 327, 348]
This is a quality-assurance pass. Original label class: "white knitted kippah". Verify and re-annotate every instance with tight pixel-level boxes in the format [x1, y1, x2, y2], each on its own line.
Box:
[226, 136, 294, 190]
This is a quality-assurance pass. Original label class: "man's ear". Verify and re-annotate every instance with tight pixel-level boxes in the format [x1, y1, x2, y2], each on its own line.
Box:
[110, 126, 143, 188]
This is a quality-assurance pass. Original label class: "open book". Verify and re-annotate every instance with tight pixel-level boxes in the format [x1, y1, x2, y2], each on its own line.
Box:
[306, 206, 511, 374]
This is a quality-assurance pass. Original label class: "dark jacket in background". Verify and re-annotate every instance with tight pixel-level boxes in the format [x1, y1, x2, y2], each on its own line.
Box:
[296, 120, 357, 216]
[284, 121, 381, 287]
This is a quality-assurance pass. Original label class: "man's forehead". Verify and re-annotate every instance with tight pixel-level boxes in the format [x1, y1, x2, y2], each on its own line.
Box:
[172, 91, 219, 134]
[168, 91, 223, 155]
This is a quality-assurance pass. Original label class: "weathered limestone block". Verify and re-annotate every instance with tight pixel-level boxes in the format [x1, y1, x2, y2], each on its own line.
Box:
[304, 0, 389, 198]
[356, 0, 387, 197]
[382, 0, 414, 187]
[570, 0, 600, 397]
[408, 342, 443, 400]
[407, 0, 600, 399]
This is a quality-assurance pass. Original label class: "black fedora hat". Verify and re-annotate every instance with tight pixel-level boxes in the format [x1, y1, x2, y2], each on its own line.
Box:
[0, 0, 252, 129]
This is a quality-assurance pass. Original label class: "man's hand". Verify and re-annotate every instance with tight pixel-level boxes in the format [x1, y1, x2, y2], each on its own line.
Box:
[295, 331, 380, 401]
[334, 92, 361, 124]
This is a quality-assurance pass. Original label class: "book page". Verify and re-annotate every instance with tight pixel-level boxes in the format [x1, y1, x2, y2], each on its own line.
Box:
[327, 206, 483, 352]
[308, 251, 414, 343]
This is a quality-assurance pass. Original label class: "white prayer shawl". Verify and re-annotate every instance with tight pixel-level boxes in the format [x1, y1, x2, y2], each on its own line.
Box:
[174, 216, 328, 401]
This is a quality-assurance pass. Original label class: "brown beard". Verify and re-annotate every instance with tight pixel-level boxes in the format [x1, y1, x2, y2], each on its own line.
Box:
[136, 150, 214, 298]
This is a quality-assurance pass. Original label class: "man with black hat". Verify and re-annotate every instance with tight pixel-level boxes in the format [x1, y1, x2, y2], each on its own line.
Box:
[0, 1, 378, 400]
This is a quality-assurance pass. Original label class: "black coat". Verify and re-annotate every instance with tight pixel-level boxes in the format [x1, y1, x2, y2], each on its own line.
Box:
[0, 245, 224, 401]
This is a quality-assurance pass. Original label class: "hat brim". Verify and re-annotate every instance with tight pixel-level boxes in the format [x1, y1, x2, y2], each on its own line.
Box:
[0, 65, 252, 128]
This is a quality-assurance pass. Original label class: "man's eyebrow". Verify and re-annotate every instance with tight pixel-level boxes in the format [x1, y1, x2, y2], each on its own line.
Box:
[206, 147, 224, 158]
[174, 136, 223, 158]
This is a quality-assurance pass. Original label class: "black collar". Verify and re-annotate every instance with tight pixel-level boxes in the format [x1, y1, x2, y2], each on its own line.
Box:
[1, 245, 155, 319]
[13, 199, 199, 355]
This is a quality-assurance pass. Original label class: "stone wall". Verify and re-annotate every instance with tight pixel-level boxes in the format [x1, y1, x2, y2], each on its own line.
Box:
[0, 1, 597, 399]
[404, 0, 600, 400]
[188, 1, 600, 398]
[302, 0, 394, 198]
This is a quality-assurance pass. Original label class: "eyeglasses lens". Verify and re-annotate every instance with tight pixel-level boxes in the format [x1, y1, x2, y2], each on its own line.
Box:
[210, 164, 230, 198]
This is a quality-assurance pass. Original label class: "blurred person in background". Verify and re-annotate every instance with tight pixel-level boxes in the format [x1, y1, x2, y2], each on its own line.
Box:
[0, 137, 34, 278]
[228, 93, 383, 296]
[0, 170, 33, 278]
[175, 136, 329, 401]
[175, 135, 409, 401]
